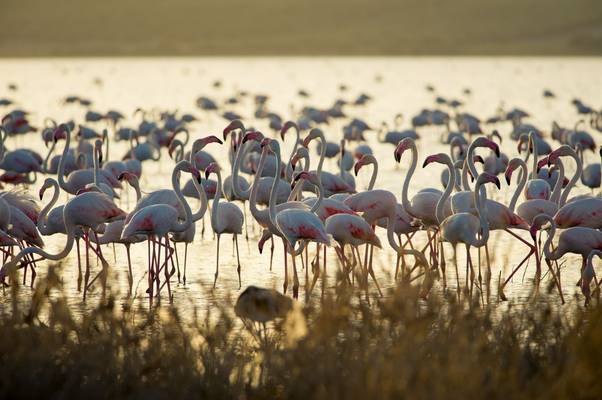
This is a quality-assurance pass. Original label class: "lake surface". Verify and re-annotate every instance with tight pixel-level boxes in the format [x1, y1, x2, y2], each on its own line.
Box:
[0, 57, 601, 314]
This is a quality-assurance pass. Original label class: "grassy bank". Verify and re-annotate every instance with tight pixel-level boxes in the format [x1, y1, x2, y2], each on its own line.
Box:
[0, 263, 601, 399]
[1, 0, 602, 56]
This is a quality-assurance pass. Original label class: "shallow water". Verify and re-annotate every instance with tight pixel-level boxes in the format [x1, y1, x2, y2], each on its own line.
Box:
[0, 57, 601, 314]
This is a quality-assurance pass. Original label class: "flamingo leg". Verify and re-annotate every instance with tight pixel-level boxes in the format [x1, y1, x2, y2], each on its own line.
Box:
[83, 230, 91, 301]
[283, 240, 289, 294]
[499, 247, 535, 301]
[163, 235, 173, 303]
[269, 236, 274, 271]
[76, 237, 82, 292]
[183, 243, 188, 285]
[214, 234, 220, 287]
[174, 242, 181, 283]
[125, 244, 133, 296]
[291, 245, 299, 299]
[235, 234, 242, 288]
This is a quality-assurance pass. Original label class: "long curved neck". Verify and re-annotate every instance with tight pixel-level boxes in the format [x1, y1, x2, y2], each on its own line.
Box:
[473, 181, 489, 247]
[309, 179, 324, 213]
[401, 143, 417, 217]
[93, 147, 100, 186]
[43, 140, 56, 173]
[211, 170, 222, 230]
[530, 134, 538, 180]
[386, 211, 428, 267]
[560, 151, 582, 206]
[104, 130, 109, 162]
[10, 220, 75, 266]
[542, 217, 558, 260]
[436, 158, 454, 224]
[315, 132, 326, 175]
[232, 140, 251, 198]
[288, 154, 310, 202]
[37, 180, 60, 235]
[465, 141, 479, 190]
[509, 160, 528, 212]
[57, 129, 71, 193]
[550, 161, 565, 204]
[285, 127, 300, 181]
[129, 177, 142, 203]
[367, 160, 378, 190]
[268, 144, 283, 227]
[249, 147, 269, 221]
[171, 165, 193, 232]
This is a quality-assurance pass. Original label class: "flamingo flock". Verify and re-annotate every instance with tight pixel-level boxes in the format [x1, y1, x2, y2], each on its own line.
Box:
[0, 82, 601, 308]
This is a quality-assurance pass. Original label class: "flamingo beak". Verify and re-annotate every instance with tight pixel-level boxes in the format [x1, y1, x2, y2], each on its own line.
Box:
[537, 157, 548, 172]
[493, 176, 501, 189]
[504, 169, 512, 185]
[205, 135, 223, 145]
[354, 162, 362, 176]
[38, 187, 45, 200]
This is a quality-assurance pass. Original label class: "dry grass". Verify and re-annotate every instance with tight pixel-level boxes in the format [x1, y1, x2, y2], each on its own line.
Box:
[1, 263, 602, 399]
[1, 0, 601, 56]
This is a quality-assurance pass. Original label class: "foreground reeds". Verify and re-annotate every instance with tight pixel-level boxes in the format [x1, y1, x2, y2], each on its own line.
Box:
[0, 263, 601, 399]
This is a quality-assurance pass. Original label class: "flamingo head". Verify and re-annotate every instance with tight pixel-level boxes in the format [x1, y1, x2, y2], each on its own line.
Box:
[192, 135, 223, 153]
[490, 129, 502, 144]
[394, 138, 414, 163]
[94, 139, 103, 164]
[422, 153, 448, 168]
[41, 128, 54, 147]
[38, 178, 54, 200]
[529, 214, 552, 240]
[280, 120, 298, 140]
[290, 147, 309, 170]
[474, 137, 500, 157]
[537, 156, 549, 172]
[476, 172, 500, 190]
[354, 155, 369, 176]
[204, 162, 219, 179]
[117, 171, 137, 184]
[302, 128, 323, 148]
[242, 130, 264, 144]
[504, 159, 521, 185]
[547, 145, 572, 165]
[293, 171, 318, 187]
[53, 124, 69, 142]
[257, 229, 271, 254]
[223, 119, 245, 140]
[168, 139, 183, 159]
[75, 187, 96, 195]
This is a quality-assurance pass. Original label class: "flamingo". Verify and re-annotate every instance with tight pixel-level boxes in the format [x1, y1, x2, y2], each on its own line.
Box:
[517, 132, 551, 200]
[581, 250, 602, 302]
[302, 128, 355, 196]
[1, 182, 126, 299]
[204, 162, 244, 287]
[121, 160, 200, 304]
[437, 171, 499, 292]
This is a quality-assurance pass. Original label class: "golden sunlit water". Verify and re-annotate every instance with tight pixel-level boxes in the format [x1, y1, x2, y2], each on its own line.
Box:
[1, 57, 601, 314]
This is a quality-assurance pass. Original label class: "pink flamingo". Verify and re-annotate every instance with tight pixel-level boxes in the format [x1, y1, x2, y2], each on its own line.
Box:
[581, 249, 602, 303]
[204, 162, 244, 287]
[121, 160, 200, 304]
[1, 185, 126, 298]
[302, 128, 356, 196]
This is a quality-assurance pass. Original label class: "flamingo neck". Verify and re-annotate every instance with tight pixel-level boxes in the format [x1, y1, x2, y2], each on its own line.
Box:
[560, 150, 582, 206]
[315, 131, 326, 176]
[191, 175, 208, 222]
[37, 179, 60, 235]
[249, 146, 269, 223]
[368, 159, 378, 190]
[232, 139, 251, 199]
[171, 164, 193, 233]
[530, 133, 538, 180]
[268, 143, 283, 228]
[509, 160, 528, 212]
[6, 219, 76, 273]
[401, 142, 417, 218]
[42, 140, 56, 173]
[542, 216, 558, 260]
[550, 161, 565, 205]
[436, 156, 454, 224]
[210, 169, 222, 231]
[57, 127, 71, 193]
[473, 179, 489, 248]
[285, 126, 300, 181]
